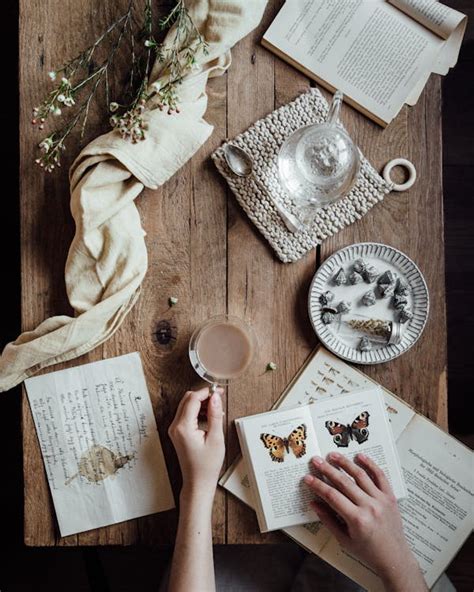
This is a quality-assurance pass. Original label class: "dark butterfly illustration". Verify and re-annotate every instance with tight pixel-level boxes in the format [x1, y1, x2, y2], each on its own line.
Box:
[325, 412, 370, 448]
[260, 424, 307, 463]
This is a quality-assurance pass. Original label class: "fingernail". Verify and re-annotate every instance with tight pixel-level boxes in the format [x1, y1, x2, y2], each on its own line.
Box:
[329, 452, 341, 460]
[357, 453, 366, 461]
[303, 474, 314, 485]
[312, 456, 323, 465]
[211, 393, 220, 406]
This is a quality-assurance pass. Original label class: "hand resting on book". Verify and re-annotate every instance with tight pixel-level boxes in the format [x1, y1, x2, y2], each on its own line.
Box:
[304, 452, 428, 592]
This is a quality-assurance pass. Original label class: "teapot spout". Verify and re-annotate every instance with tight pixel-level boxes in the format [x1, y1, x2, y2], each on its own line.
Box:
[327, 90, 344, 126]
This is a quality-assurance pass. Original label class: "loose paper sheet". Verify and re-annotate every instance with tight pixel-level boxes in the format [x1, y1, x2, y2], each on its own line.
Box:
[25, 352, 175, 537]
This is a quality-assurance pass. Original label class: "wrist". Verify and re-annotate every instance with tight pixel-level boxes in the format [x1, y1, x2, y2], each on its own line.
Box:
[379, 553, 423, 592]
[180, 482, 217, 507]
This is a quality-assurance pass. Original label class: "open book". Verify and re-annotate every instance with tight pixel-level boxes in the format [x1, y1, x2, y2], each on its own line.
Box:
[262, 0, 467, 126]
[221, 348, 473, 590]
[236, 387, 406, 532]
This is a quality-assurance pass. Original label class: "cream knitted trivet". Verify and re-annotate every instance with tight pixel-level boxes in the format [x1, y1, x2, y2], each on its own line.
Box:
[212, 88, 393, 263]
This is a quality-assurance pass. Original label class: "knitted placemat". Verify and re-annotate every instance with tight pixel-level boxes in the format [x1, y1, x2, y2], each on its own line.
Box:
[212, 88, 393, 263]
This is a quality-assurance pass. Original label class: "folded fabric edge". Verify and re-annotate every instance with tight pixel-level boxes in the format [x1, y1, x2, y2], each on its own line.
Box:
[0, 288, 141, 393]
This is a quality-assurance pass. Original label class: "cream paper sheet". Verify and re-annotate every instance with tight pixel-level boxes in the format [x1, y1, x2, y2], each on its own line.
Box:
[25, 352, 174, 537]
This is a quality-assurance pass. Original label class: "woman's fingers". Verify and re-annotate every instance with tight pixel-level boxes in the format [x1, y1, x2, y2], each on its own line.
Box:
[355, 453, 393, 495]
[327, 452, 380, 498]
[206, 391, 225, 442]
[175, 387, 215, 425]
[311, 500, 348, 543]
[309, 456, 370, 505]
[304, 466, 357, 522]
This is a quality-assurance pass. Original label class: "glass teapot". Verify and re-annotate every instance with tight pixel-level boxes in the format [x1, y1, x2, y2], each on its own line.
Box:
[278, 90, 360, 227]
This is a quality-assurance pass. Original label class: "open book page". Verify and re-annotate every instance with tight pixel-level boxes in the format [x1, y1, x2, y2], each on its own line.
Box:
[219, 452, 332, 552]
[396, 415, 473, 587]
[24, 352, 175, 537]
[263, 0, 442, 124]
[390, 0, 466, 40]
[309, 388, 407, 500]
[273, 348, 416, 441]
[236, 405, 321, 531]
[390, 0, 467, 75]
[221, 348, 469, 589]
[220, 347, 415, 532]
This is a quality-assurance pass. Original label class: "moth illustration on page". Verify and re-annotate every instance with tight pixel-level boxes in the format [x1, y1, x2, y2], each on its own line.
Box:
[325, 412, 370, 448]
[260, 424, 307, 463]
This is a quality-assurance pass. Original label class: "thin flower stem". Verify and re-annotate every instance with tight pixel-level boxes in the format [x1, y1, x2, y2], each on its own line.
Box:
[34, 0, 207, 172]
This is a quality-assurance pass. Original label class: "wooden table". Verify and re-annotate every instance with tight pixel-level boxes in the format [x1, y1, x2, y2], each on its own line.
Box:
[20, 0, 447, 546]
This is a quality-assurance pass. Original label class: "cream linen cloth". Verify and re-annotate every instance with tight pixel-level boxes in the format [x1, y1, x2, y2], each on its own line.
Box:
[0, 1, 267, 392]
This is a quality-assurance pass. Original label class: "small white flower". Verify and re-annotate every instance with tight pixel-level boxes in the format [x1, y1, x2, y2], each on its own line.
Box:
[63, 96, 75, 107]
[266, 362, 277, 371]
[144, 39, 154, 48]
[151, 81, 161, 93]
[168, 296, 178, 306]
[49, 104, 56, 112]
[53, 107, 62, 117]
[57, 94, 65, 103]
[48, 71, 56, 81]
[39, 138, 52, 153]
[109, 102, 119, 112]
[61, 77, 70, 86]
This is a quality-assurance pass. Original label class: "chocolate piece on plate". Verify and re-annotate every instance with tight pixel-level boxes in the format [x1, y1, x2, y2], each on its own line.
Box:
[353, 259, 367, 274]
[337, 301, 351, 314]
[359, 336, 373, 352]
[349, 271, 364, 285]
[319, 290, 335, 306]
[322, 310, 336, 325]
[363, 265, 379, 283]
[379, 283, 395, 298]
[378, 270, 397, 286]
[395, 277, 410, 296]
[398, 308, 413, 324]
[362, 290, 376, 306]
[333, 267, 347, 286]
[393, 293, 408, 310]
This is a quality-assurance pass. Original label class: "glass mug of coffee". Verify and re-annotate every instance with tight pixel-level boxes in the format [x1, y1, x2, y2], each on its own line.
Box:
[189, 314, 257, 390]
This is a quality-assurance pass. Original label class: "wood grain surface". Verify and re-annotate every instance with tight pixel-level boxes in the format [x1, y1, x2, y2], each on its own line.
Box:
[20, 0, 447, 546]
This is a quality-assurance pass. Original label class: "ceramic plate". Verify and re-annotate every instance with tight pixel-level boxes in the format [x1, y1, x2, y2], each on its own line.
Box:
[308, 243, 429, 364]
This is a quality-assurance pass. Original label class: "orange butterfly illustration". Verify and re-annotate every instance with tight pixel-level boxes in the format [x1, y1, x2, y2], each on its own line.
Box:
[260, 424, 307, 463]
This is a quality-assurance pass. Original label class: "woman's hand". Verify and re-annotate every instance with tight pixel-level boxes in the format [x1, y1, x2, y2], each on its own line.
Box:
[168, 387, 225, 499]
[304, 452, 427, 592]
[168, 387, 225, 592]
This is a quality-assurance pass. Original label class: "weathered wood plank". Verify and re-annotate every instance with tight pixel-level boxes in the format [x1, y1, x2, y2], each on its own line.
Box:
[21, 0, 447, 546]
[20, 0, 127, 546]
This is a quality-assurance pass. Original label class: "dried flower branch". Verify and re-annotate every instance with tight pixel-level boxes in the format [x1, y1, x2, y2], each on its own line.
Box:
[33, 0, 207, 171]
[110, 0, 208, 142]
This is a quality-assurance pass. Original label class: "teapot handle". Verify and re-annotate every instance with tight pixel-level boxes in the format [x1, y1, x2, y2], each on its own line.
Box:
[327, 90, 344, 126]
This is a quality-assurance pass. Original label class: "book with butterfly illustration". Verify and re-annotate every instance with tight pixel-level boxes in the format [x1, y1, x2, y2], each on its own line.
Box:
[222, 348, 473, 590]
[235, 386, 406, 532]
